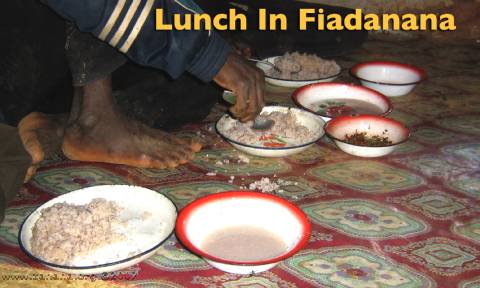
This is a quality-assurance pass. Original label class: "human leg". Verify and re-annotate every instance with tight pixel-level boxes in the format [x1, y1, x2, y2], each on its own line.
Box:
[0, 124, 32, 223]
[62, 27, 202, 169]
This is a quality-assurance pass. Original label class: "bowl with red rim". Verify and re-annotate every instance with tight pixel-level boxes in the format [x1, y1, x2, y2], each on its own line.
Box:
[324, 115, 410, 157]
[176, 191, 311, 274]
[350, 61, 427, 97]
[292, 83, 392, 122]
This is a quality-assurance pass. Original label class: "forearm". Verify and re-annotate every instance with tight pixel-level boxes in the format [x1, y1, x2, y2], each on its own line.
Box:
[42, 0, 231, 82]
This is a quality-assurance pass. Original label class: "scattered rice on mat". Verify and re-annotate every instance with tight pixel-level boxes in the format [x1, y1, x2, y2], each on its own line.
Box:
[246, 178, 297, 194]
[248, 178, 280, 193]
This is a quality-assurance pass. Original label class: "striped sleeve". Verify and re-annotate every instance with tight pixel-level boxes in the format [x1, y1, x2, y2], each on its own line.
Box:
[42, 0, 231, 82]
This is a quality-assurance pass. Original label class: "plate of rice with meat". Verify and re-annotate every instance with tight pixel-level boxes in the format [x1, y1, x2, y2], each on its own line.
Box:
[216, 106, 325, 157]
[257, 52, 342, 88]
[18, 185, 177, 275]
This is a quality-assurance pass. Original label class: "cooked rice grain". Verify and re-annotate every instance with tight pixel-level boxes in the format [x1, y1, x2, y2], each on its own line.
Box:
[224, 110, 312, 146]
[266, 52, 340, 80]
[30, 198, 125, 265]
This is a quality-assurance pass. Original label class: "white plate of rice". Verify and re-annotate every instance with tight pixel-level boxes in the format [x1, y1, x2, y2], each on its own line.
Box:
[216, 106, 325, 157]
[257, 52, 342, 88]
[18, 185, 177, 275]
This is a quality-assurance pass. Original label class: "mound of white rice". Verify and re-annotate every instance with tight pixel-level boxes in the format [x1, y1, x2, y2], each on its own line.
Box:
[30, 198, 125, 265]
[266, 52, 340, 80]
[224, 110, 313, 147]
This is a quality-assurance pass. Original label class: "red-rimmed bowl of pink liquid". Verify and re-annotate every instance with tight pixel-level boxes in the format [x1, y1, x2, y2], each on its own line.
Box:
[176, 191, 311, 274]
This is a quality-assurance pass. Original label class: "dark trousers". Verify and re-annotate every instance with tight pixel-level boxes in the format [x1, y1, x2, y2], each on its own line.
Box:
[0, 0, 366, 127]
[0, 124, 31, 223]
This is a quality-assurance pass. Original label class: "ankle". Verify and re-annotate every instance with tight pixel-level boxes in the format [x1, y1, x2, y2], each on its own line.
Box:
[77, 113, 99, 128]
[81, 77, 115, 114]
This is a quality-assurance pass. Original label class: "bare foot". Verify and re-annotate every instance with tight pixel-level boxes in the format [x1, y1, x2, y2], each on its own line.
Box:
[62, 114, 202, 169]
[18, 112, 67, 182]
[62, 76, 202, 169]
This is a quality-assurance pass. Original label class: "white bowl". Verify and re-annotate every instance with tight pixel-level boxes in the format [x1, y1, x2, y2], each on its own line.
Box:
[216, 106, 325, 157]
[350, 61, 427, 97]
[256, 56, 341, 88]
[176, 191, 311, 274]
[324, 115, 410, 157]
[292, 83, 392, 122]
[19, 185, 177, 275]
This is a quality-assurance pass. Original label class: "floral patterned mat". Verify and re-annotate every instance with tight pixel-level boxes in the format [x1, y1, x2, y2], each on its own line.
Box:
[1, 37, 479, 287]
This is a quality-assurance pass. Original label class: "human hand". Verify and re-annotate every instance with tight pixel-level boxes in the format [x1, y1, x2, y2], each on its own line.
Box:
[213, 53, 265, 122]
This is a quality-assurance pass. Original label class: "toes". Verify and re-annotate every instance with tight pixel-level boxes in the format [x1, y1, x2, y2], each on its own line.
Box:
[177, 139, 203, 153]
[22, 137, 45, 164]
[171, 151, 190, 165]
[60, 111, 201, 170]
[171, 135, 201, 149]
[171, 150, 193, 165]
[155, 152, 182, 168]
[171, 136, 202, 153]
[18, 113, 46, 164]
[19, 112, 67, 164]
[189, 139, 203, 152]
[24, 165, 38, 183]
[166, 161, 180, 169]
[135, 153, 171, 169]
[192, 143, 202, 153]
[149, 159, 167, 169]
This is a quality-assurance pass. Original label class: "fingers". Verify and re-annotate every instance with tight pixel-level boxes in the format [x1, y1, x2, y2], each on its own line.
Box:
[254, 68, 266, 114]
[242, 67, 265, 122]
[242, 78, 259, 122]
[214, 53, 266, 122]
[230, 82, 253, 121]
